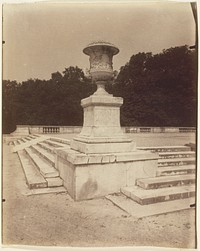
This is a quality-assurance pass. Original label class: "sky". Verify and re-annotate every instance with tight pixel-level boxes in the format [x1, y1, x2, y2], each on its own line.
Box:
[2, 1, 196, 83]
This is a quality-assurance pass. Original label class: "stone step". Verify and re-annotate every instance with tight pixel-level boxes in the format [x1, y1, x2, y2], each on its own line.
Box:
[106, 194, 195, 218]
[158, 157, 195, 167]
[159, 151, 195, 159]
[156, 165, 196, 176]
[121, 185, 195, 205]
[32, 134, 41, 137]
[13, 141, 19, 146]
[8, 141, 14, 146]
[25, 148, 59, 178]
[30, 144, 55, 166]
[21, 138, 28, 143]
[18, 150, 47, 189]
[44, 139, 69, 148]
[136, 174, 195, 189]
[46, 177, 63, 187]
[24, 186, 67, 196]
[37, 142, 55, 154]
[24, 136, 32, 141]
[49, 137, 70, 145]
[138, 146, 191, 153]
[17, 139, 25, 145]
[185, 143, 196, 151]
[13, 135, 50, 153]
[29, 135, 38, 139]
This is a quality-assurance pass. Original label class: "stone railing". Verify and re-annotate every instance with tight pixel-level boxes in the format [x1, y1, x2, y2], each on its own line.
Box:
[29, 125, 82, 134]
[42, 127, 60, 134]
[10, 125, 196, 135]
[124, 127, 196, 133]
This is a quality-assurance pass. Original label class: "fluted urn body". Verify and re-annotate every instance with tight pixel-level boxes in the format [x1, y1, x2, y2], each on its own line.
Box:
[83, 41, 119, 87]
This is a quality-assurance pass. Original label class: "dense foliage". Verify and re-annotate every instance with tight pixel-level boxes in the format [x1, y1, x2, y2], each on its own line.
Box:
[2, 46, 197, 133]
[109, 45, 197, 126]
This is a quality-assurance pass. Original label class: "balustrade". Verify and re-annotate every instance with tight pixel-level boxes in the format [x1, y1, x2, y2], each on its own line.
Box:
[179, 127, 196, 133]
[43, 127, 60, 134]
[14, 125, 196, 135]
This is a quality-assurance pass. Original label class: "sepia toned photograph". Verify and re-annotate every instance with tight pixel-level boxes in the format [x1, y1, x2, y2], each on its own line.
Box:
[2, 1, 198, 249]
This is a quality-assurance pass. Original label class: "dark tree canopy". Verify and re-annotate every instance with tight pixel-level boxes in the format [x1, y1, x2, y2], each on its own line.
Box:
[111, 45, 197, 126]
[2, 46, 197, 133]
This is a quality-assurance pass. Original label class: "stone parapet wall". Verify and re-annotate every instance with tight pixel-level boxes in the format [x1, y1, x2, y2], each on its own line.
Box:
[11, 125, 196, 135]
[124, 127, 196, 133]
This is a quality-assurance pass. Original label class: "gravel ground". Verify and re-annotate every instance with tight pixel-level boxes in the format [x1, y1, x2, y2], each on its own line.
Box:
[2, 133, 197, 248]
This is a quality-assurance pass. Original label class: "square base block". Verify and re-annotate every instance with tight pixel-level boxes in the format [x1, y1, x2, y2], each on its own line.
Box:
[55, 147, 159, 201]
[70, 136, 136, 154]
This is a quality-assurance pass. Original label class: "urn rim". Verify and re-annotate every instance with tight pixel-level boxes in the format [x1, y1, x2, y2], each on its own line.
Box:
[83, 41, 119, 56]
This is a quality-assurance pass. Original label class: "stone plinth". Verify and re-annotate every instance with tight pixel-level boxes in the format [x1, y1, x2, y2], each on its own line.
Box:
[55, 90, 159, 200]
[55, 146, 158, 200]
[70, 92, 136, 154]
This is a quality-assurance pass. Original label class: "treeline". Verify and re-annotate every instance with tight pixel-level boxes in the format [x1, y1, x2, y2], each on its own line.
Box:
[2, 46, 197, 134]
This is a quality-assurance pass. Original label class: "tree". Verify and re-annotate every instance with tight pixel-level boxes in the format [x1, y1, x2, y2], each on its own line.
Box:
[2, 80, 18, 133]
[63, 66, 85, 82]
[2, 66, 96, 133]
[51, 71, 63, 84]
[113, 46, 197, 126]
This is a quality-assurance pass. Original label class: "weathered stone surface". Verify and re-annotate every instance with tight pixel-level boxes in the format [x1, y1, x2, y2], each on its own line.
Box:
[56, 155, 76, 198]
[156, 165, 196, 176]
[18, 150, 47, 189]
[138, 146, 191, 152]
[83, 41, 119, 82]
[70, 139, 136, 154]
[25, 148, 59, 178]
[158, 157, 195, 167]
[56, 148, 158, 200]
[25, 186, 67, 196]
[106, 194, 195, 218]
[13, 135, 50, 153]
[121, 185, 196, 205]
[159, 151, 195, 159]
[116, 150, 158, 162]
[136, 174, 196, 189]
[31, 145, 55, 166]
[46, 177, 63, 187]
[78, 95, 125, 139]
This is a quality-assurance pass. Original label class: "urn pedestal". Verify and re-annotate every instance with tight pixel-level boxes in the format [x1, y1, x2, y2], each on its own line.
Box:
[55, 42, 158, 200]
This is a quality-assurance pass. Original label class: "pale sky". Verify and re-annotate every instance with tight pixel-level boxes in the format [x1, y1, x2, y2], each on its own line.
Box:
[2, 1, 195, 83]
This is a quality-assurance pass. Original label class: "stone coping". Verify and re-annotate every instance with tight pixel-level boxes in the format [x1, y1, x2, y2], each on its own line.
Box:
[81, 95, 123, 108]
[56, 147, 158, 166]
[72, 135, 132, 143]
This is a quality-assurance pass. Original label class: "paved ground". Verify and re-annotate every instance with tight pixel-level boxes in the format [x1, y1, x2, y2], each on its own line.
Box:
[2, 133, 196, 248]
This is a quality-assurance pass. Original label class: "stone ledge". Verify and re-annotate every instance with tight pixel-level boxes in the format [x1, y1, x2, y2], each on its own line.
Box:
[81, 95, 123, 108]
[70, 139, 136, 154]
[72, 135, 132, 143]
[56, 148, 158, 166]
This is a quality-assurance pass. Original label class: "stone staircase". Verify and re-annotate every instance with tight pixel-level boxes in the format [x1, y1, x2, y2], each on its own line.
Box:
[10, 136, 196, 211]
[11, 135, 70, 193]
[121, 145, 196, 206]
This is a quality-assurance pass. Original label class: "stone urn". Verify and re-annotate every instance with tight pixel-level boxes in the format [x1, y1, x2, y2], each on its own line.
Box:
[83, 41, 119, 95]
